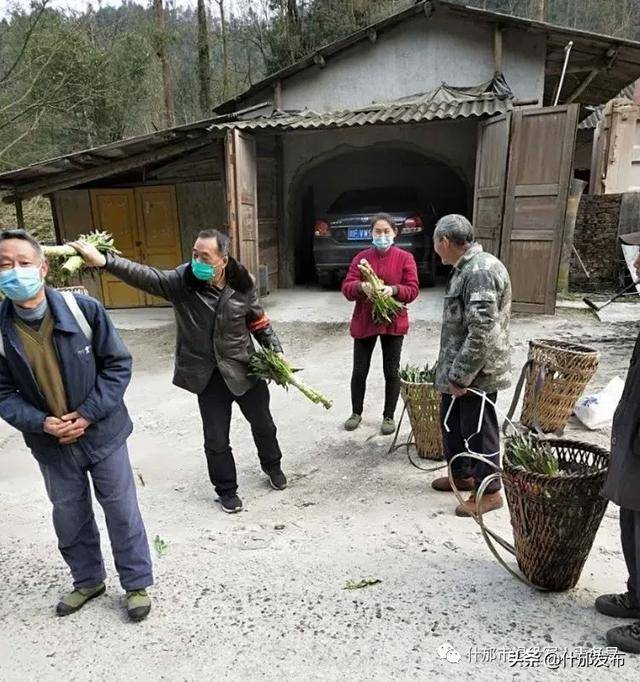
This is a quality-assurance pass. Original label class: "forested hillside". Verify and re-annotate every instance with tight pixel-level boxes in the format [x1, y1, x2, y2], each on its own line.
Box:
[1, 0, 639, 172]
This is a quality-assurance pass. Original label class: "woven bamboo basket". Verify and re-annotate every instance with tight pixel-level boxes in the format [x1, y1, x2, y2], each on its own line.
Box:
[503, 439, 609, 591]
[400, 380, 443, 460]
[520, 339, 599, 433]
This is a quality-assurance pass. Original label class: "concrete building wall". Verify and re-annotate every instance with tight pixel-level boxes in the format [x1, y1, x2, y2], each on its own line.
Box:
[280, 13, 545, 111]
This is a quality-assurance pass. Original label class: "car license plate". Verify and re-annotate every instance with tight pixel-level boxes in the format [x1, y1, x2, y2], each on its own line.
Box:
[347, 228, 371, 241]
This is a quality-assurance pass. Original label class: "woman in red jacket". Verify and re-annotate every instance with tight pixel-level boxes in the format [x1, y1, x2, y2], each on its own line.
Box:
[341, 213, 419, 435]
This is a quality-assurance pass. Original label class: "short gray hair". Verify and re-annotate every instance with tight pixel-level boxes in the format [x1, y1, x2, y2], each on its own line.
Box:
[434, 214, 474, 246]
[0, 228, 44, 259]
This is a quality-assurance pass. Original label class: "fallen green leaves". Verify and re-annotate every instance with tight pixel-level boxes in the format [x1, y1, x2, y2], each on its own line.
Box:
[344, 577, 382, 590]
[154, 534, 169, 557]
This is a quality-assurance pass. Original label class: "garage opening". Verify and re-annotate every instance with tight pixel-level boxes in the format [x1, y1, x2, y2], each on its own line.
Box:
[292, 145, 470, 286]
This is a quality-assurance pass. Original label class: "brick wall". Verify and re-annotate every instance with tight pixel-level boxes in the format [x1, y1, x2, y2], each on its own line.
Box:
[571, 193, 623, 285]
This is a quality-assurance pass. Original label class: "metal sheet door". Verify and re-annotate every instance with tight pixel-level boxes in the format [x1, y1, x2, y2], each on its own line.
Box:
[135, 186, 183, 307]
[226, 129, 260, 278]
[472, 113, 511, 256]
[500, 105, 579, 314]
[90, 189, 145, 308]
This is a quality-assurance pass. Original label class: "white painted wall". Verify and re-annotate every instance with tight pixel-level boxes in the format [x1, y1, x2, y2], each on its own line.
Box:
[280, 13, 545, 111]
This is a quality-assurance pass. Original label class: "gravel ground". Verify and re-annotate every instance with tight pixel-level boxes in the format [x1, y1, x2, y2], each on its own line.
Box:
[0, 306, 639, 681]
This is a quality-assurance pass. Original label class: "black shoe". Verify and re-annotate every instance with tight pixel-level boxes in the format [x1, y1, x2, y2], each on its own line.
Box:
[596, 592, 640, 619]
[606, 621, 640, 654]
[219, 494, 243, 513]
[263, 467, 287, 490]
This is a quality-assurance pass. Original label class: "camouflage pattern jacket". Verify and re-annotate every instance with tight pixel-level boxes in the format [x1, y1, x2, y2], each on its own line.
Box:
[435, 244, 512, 394]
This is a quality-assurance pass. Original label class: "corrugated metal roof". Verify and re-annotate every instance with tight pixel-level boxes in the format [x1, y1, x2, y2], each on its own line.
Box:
[208, 83, 512, 132]
[578, 83, 637, 130]
[0, 83, 510, 198]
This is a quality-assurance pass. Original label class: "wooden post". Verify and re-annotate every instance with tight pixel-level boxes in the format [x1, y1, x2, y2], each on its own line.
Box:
[15, 197, 25, 229]
[557, 178, 587, 296]
[493, 25, 503, 74]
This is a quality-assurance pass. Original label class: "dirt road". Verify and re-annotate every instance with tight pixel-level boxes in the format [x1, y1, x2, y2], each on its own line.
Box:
[0, 299, 638, 681]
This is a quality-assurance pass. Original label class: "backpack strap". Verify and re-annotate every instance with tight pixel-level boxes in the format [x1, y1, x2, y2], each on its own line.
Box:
[60, 291, 93, 344]
[0, 292, 93, 359]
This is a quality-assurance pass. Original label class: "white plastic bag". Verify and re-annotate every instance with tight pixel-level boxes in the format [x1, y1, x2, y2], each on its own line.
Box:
[574, 377, 625, 430]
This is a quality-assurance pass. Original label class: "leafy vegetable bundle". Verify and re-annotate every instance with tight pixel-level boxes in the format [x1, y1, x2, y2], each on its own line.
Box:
[505, 432, 561, 477]
[357, 258, 405, 326]
[249, 348, 333, 410]
[400, 362, 437, 384]
[43, 231, 120, 275]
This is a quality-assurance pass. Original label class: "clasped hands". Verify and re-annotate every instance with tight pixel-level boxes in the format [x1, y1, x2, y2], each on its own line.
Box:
[44, 411, 92, 445]
[361, 282, 394, 300]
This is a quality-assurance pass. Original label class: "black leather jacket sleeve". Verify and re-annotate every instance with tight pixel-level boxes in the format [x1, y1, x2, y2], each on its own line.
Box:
[104, 253, 184, 302]
[246, 287, 283, 353]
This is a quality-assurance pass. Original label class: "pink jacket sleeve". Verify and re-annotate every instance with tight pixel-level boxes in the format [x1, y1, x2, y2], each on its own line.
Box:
[395, 252, 419, 304]
[341, 253, 365, 301]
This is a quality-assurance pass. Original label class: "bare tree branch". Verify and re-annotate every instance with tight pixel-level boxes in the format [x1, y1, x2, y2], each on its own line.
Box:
[0, 0, 52, 84]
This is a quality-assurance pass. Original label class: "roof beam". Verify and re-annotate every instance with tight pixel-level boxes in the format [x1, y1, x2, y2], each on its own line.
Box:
[565, 47, 618, 103]
[547, 62, 612, 76]
[3, 136, 211, 203]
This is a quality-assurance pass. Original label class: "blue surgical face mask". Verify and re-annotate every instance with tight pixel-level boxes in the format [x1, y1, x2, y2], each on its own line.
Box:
[0, 266, 44, 302]
[191, 258, 215, 281]
[373, 235, 394, 250]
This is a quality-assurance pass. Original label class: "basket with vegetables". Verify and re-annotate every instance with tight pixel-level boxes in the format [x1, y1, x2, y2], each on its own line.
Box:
[399, 362, 443, 461]
[357, 259, 405, 326]
[249, 348, 333, 410]
[500, 433, 609, 590]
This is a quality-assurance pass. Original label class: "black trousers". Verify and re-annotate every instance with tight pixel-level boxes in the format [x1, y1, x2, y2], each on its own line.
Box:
[440, 391, 501, 493]
[620, 508, 640, 607]
[197, 370, 282, 497]
[351, 335, 404, 419]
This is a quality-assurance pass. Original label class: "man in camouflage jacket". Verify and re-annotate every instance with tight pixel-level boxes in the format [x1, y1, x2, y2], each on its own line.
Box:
[431, 215, 512, 517]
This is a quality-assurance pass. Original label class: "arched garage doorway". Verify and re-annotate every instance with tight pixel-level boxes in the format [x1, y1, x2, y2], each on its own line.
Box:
[291, 144, 471, 285]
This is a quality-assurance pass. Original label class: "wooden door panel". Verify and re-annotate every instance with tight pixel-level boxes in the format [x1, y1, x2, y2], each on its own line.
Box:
[90, 189, 145, 308]
[135, 186, 182, 307]
[226, 130, 260, 279]
[506, 241, 553, 305]
[500, 105, 579, 314]
[473, 113, 511, 256]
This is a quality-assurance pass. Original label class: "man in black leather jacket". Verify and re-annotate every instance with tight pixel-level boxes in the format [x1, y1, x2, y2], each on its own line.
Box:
[72, 229, 286, 514]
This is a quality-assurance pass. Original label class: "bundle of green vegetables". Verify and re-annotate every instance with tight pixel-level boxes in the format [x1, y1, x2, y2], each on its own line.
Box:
[357, 258, 405, 326]
[43, 231, 119, 275]
[505, 432, 561, 476]
[400, 362, 437, 384]
[249, 348, 333, 410]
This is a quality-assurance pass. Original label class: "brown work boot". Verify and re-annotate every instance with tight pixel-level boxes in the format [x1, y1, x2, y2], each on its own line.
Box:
[455, 492, 503, 517]
[431, 476, 474, 493]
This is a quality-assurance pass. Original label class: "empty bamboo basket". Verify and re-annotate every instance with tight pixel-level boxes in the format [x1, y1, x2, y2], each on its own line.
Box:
[520, 339, 599, 433]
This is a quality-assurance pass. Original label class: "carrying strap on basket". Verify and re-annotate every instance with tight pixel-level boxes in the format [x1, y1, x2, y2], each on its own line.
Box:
[447, 388, 550, 591]
[0, 291, 92, 358]
[503, 359, 556, 436]
[387, 403, 448, 473]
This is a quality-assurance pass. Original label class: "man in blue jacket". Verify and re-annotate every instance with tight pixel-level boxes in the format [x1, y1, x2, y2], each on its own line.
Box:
[0, 229, 153, 621]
